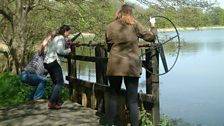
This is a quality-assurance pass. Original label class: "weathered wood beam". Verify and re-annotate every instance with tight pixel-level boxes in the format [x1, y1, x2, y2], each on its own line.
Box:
[66, 76, 154, 103]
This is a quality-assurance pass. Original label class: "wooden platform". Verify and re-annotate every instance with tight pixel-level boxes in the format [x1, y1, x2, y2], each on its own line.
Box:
[0, 101, 107, 126]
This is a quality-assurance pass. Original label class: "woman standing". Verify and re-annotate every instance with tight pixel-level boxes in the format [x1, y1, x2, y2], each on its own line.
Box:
[105, 4, 157, 126]
[44, 25, 71, 109]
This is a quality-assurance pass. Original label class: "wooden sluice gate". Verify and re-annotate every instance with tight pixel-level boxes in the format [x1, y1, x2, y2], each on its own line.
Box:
[65, 42, 160, 125]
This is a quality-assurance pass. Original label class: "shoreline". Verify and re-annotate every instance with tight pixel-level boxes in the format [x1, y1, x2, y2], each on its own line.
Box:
[158, 26, 224, 32]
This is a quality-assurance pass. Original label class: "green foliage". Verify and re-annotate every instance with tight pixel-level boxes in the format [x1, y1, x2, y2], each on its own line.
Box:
[160, 115, 170, 126]
[140, 110, 153, 126]
[0, 72, 70, 106]
[139, 110, 171, 126]
[0, 72, 32, 106]
[139, 110, 197, 126]
[140, 5, 224, 29]
[206, 7, 224, 26]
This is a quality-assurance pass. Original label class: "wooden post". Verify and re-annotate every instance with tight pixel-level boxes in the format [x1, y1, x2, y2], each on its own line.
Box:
[95, 46, 107, 86]
[95, 46, 108, 111]
[145, 48, 153, 94]
[69, 46, 78, 102]
[145, 46, 160, 126]
[151, 47, 160, 126]
[145, 47, 153, 112]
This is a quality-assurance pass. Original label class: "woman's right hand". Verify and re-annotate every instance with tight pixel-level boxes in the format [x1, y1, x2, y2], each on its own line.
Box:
[150, 16, 156, 27]
[67, 48, 71, 53]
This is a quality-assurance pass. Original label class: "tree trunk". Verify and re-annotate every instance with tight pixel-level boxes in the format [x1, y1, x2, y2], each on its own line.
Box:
[10, 0, 29, 74]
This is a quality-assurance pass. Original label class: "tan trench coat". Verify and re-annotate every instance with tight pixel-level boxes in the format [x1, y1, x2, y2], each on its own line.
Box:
[106, 19, 156, 77]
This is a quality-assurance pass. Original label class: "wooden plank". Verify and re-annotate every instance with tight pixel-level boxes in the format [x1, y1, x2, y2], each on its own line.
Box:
[70, 55, 108, 62]
[68, 42, 152, 48]
[67, 76, 108, 91]
[66, 76, 154, 103]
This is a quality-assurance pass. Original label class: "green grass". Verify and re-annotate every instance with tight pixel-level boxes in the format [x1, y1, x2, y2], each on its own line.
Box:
[0, 72, 32, 106]
[0, 72, 70, 107]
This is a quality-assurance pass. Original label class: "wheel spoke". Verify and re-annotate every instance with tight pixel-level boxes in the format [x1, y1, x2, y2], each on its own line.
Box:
[161, 35, 178, 45]
[158, 44, 168, 73]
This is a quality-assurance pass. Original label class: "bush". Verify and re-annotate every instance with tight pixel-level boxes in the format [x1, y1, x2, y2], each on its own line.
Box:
[0, 72, 70, 106]
[139, 110, 153, 126]
[139, 110, 170, 126]
[0, 72, 33, 106]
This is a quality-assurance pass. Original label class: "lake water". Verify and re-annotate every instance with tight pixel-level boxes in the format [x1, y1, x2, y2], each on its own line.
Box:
[62, 29, 224, 126]
[158, 29, 224, 126]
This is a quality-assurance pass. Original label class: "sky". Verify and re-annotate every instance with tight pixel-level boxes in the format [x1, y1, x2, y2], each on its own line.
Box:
[211, 0, 224, 8]
[128, 0, 224, 9]
[217, 0, 224, 8]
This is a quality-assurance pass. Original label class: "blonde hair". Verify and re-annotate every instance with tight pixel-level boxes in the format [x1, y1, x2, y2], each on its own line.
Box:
[114, 4, 136, 25]
[38, 31, 57, 54]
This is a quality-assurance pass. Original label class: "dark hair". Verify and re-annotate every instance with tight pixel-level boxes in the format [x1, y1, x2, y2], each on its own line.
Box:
[58, 25, 71, 35]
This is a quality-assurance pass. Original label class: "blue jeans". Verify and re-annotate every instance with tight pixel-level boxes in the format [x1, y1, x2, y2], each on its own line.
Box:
[20, 71, 47, 100]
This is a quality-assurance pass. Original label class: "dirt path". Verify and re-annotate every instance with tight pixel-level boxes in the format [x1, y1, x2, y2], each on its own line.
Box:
[0, 101, 106, 126]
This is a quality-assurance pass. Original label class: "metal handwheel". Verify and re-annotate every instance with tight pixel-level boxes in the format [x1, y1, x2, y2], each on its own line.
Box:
[142, 15, 181, 76]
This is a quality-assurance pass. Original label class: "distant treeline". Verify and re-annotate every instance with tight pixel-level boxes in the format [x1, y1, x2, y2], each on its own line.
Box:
[134, 5, 224, 29]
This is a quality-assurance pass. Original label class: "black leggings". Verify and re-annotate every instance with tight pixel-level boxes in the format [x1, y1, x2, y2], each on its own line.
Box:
[107, 76, 139, 126]
[44, 60, 64, 103]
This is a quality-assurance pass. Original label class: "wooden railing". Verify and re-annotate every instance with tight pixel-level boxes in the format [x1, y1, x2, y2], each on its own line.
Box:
[66, 42, 160, 125]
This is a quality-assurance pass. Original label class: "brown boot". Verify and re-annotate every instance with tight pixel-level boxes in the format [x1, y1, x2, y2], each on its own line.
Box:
[48, 101, 61, 109]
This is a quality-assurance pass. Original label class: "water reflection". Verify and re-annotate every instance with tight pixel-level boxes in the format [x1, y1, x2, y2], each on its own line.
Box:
[180, 41, 202, 55]
[206, 42, 224, 52]
[178, 30, 224, 56]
